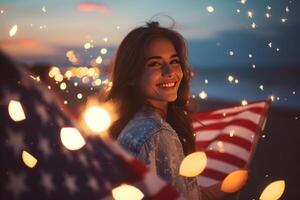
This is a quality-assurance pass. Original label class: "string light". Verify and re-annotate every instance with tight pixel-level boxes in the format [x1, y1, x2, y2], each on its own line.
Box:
[9, 24, 18, 37]
[206, 6, 214, 13]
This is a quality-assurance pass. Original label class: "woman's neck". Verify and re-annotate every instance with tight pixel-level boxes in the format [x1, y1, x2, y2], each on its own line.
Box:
[146, 99, 168, 119]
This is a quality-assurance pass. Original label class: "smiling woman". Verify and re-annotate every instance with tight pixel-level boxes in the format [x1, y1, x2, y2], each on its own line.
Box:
[105, 20, 226, 199]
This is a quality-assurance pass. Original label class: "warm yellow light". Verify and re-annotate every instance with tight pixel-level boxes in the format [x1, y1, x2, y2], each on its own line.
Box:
[49, 67, 58, 78]
[248, 11, 253, 18]
[100, 48, 108, 54]
[84, 42, 92, 49]
[8, 100, 26, 122]
[60, 127, 86, 150]
[87, 68, 95, 76]
[65, 70, 73, 79]
[9, 24, 18, 37]
[112, 184, 144, 200]
[77, 93, 83, 99]
[94, 79, 102, 86]
[83, 105, 112, 133]
[228, 75, 234, 83]
[259, 180, 285, 200]
[82, 77, 90, 84]
[54, 74, 63, 82]
[179, 152, 207, 177]
[241, 100, 248, 106]
[22, 150, 38, 168]
[206, 6, 214, 13]
[221, 170, 248, 193]
[60, 82, 67, 90]
[96, 56, 103, 64]
[199, 91, 208, 99]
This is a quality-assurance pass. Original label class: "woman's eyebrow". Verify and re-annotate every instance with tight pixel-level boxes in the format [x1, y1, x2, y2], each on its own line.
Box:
[146, 54, 179, 61]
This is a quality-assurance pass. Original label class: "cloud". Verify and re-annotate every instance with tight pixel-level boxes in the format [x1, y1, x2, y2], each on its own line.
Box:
[77, 2, 111, 14]
[0, 39, 60, 57]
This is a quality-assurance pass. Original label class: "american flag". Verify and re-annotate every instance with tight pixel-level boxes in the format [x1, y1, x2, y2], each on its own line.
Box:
[192, 100, 270, 187]
[0, 60, 182, 199]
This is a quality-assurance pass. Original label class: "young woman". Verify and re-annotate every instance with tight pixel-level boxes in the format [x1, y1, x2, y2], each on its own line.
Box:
[106, 21, 225, 199]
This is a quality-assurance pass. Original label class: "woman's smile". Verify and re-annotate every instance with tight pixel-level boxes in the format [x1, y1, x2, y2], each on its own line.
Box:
[157, 81, 177, 89]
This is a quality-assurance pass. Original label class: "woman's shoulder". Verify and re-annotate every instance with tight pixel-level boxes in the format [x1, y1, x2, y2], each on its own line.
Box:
[117, 111, 176, 156]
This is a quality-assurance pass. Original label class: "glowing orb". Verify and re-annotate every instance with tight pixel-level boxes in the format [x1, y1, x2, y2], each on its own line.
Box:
[60, 127, 85, 150]
[179, 152, 207, 177]
[77, 93, 83, 99]
[54, 74, 63, 82]
[96, 56, 103, 64]
[199, 91, 208, 99]
[8, 100, 26, 122]
[100, 48, 108, 54]
[228, 75, 234, 83]
[221, 170, 248, 193]
[259, 180, 285, 200]
[22, 150, 38, 168]
[206, 6, 214, 13]
[9, 24, 18, 37]
[241, 100, 248, 106]
[60, 82, 67, 90]
[112, 184, 144, 200]
[83, 105, 112, 133]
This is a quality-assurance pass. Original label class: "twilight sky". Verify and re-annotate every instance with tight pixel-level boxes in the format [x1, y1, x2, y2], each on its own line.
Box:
[1, 0, 299, 67]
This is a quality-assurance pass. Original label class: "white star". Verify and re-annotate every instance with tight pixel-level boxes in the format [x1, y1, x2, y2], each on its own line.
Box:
[60, 145, 73, 160]
[38, 136, 52, 158]
[87, 175, 100, 191]
[35, 102, 49, 123]
[85, 143, 94, 152]
[6, 129, 26, 157]
[56, 115, 65, 127]
[78, 153, 89, 167]
[41, 171, 55, 193]
[104, 180, 112, 191]
[64, 173, 78, 195]
[6, 172, 29, 199]
[91, 159, 102, 171]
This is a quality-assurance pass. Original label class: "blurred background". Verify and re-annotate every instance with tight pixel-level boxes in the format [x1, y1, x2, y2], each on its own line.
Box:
[1, 0, 299, 199]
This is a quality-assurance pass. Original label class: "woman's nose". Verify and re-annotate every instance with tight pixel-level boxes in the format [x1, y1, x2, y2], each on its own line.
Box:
[161, 63, 173, 77]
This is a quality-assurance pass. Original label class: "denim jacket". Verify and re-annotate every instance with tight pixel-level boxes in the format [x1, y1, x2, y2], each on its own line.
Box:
[117, 108, 202, 200]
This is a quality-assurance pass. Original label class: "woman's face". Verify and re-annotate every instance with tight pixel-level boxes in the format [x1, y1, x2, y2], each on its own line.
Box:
[139, 37, 183, 105]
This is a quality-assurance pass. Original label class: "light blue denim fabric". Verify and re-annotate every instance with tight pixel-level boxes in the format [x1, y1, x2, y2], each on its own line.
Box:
[117, 108, 201, 200]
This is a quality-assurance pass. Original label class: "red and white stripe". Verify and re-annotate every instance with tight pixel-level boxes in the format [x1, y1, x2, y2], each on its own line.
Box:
[192, 100, 270, 187]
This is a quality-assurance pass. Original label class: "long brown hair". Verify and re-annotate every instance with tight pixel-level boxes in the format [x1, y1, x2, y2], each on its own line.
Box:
[106, 21, 195, 155]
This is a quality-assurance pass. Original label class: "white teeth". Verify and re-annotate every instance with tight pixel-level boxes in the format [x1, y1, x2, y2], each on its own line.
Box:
[158, 82, 175, 88]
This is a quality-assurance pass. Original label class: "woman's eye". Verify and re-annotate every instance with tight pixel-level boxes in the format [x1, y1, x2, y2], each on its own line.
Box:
[171, 59, 180, 64]
[148, 61, 161, 67]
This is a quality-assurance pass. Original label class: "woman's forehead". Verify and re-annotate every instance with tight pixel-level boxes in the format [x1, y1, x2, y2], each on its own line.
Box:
[144, 37, 177, 58]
